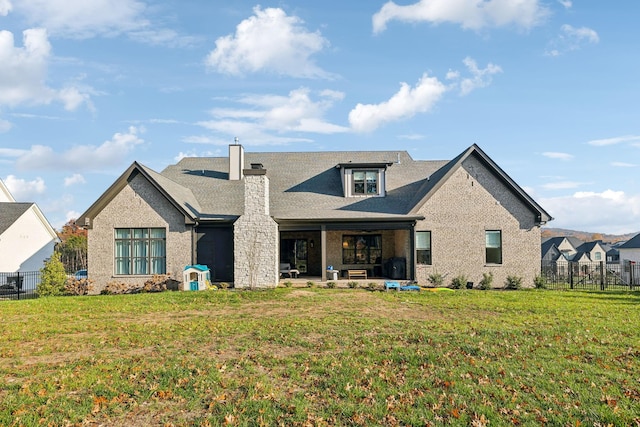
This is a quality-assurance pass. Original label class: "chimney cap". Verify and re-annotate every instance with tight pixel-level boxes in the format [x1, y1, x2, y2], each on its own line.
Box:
[250, 163, 264, 170]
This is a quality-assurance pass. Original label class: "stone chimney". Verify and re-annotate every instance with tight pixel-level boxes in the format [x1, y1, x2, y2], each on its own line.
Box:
[229, 142, 244, 181]
[241, 164, 268, 215]
[233, 164, 279, 289]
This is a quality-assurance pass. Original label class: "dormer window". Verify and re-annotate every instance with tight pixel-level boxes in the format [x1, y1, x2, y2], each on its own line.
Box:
[337, 161, 393, 198]
[353, 170, 378, 195]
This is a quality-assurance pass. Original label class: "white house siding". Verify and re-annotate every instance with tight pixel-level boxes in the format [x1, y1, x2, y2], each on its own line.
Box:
[619, 248, 640, 263]
[0, 207, 56, 272]
[415, 156, 541, 288]
[619, 248, 640, 285]
[87, 174, 192, 293]
[556, 240, 577, 256]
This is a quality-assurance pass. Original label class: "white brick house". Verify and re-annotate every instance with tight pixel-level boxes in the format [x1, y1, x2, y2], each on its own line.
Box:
[79, 144, 552, 292]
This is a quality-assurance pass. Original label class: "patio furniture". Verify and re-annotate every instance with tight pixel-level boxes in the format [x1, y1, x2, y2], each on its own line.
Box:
[347, 269, 367, 280]
[280, 263, 299, 278]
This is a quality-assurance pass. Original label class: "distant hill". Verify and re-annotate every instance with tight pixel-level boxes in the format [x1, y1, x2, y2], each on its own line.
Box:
[541, 227, 638, 244]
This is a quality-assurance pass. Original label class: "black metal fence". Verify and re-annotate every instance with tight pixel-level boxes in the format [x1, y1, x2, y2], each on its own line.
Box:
[541, 260, 639, 291]
[0, 271, 40, 301]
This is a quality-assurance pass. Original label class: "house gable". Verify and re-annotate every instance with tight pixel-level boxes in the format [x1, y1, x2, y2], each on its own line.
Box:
[85, 172, 193, 293]
[408, 144, 552, 226]
[412, 155, 543, 287]
[79, 162, 199, 229]
[542, 242, 561, 262]
[0, 202, 57, 272]
[576, 241, 606, 262]
[0, 179, 16, 202]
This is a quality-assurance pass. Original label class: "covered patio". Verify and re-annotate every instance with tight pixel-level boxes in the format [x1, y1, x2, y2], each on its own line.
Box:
[278, 218, 419, 283]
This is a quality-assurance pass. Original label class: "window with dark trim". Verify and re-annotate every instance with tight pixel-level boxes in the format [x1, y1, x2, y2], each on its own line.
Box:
[115, 228, 166, 275]
[416, 231, 432, 265]
[485, 230, 502, 264]
[342, 235, 382, 264]
[353, 170, 378, 195]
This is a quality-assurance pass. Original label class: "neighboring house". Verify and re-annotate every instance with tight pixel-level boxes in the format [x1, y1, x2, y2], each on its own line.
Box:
[606, 245, 620, 264]
[541, 240, 562, 262]
[618, 233, 640, 285]
[0, 179, 58, 272]
[575, 241, 607, 264]
[541, 236, 584, 259]
[79, 144, 552, 292]
[541, 237, 626, 281]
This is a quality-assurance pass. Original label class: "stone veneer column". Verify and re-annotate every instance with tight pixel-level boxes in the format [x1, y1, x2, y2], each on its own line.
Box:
[233, 170, 279, 288]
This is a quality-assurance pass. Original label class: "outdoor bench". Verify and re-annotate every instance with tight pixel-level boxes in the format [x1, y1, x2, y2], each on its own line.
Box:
[347, 269, 367, 280]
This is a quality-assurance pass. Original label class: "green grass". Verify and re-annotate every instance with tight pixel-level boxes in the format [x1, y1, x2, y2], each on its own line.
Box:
[1, 289, 639, 426]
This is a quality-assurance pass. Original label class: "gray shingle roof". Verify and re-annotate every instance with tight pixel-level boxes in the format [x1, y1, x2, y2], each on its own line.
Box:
[80, 145, 552, 226]
[0, 203, 32, 235]
[161, 150, 448, 221]
[619, 233, 640, 249]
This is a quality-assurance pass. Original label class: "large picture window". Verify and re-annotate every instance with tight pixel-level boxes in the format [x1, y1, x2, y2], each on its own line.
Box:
[342, 235, 382, 264]
[485, 230, 502, 264]
[115, 228, 166, 275]
[353, 170, 378, 195]
[416, 231, 432, 265]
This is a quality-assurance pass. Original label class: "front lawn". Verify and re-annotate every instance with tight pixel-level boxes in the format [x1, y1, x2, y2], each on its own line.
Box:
[1, 289, 639, 426]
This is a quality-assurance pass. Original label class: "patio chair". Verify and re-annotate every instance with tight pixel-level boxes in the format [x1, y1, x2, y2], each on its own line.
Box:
[279, 263, 299, 278]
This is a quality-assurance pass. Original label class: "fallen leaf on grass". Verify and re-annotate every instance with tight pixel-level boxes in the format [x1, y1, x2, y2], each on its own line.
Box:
[601, 395, 617, 408]
[471, 413, 489, 427]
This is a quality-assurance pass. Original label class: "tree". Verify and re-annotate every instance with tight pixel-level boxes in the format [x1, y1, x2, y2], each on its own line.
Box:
[56, 219, 87, 273]
[38, 252, 68, 296]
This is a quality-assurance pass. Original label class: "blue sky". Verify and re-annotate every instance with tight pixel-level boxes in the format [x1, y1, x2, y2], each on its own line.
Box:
[1, 0, 639, 235]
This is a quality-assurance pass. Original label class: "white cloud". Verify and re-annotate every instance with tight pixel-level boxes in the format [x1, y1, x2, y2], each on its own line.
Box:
[58, 86, 93, 111]
[0, 28, 92, 110]
[372, 0, 549, 33]
[128, 29, 199, 48]
[14, 0, 148, 39]
[398, 133, 426, 140]
[558, 0, 572, 9]
[541, 190, 640, 234]
[0, 148, 25, 158]
[587, 135, 640, 146]
[64, 173, 86, 186]
[0, 118, 12, 132]
[10, 0, 193, 46]
[546, 24, 599, 56]
[174, 149, 221, 162]
[542, 181, 582, 190]
[206, 6, 332, 79]
[65, 210, 81, 224]
[13, 126, 144, 171]
[3, 175, 46, 200]
[0, 0, 11, 16]
[195, 88, 348, 145]
[611, 162, 636, 168]
[562, 24, 599, 43]
[542, 151, 573, 160]
[349, 73, 447, 133]
[457, 57, 502, 96]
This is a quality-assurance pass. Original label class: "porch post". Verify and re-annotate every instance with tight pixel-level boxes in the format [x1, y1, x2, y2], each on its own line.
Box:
[321, 225, 327, 282]
[410, 222, 416, 281]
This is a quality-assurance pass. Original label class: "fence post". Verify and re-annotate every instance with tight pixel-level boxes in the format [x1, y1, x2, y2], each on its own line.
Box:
[569, 262, 574, 289]
[631, 261, 635, 291]
[599, 261, 604, 290]
[17, 271, 20, 300]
